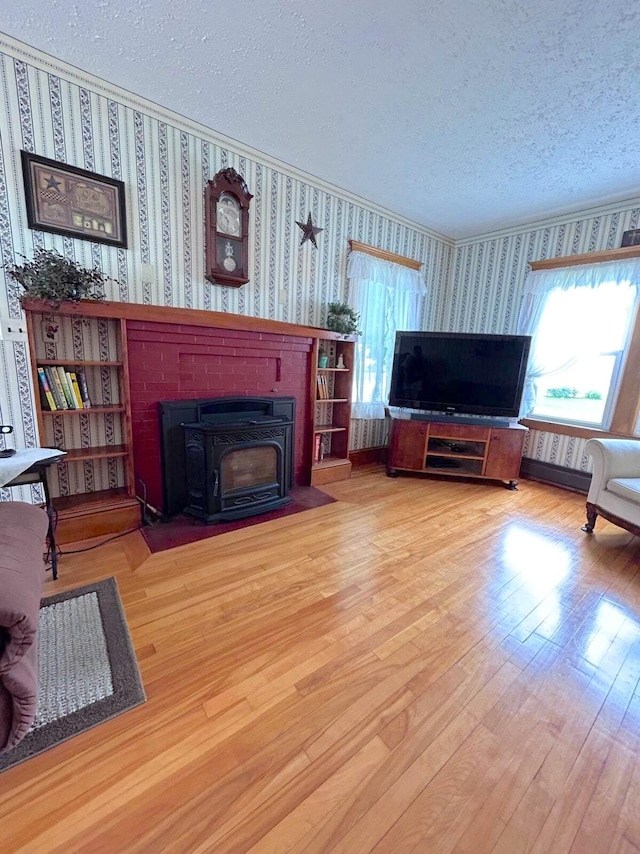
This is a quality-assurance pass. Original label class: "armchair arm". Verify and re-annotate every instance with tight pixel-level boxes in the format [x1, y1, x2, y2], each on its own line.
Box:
[585, 438, 640, 503]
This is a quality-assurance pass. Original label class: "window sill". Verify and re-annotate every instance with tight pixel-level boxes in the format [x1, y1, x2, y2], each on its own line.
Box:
[519, 418, 636, 440]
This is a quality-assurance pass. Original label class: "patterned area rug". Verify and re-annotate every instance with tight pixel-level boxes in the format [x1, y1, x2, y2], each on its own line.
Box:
[142, 484, 337, 553]
[0, 577, 145, 773]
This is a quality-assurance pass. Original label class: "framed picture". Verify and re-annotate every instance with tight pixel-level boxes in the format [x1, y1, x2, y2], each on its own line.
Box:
[21, 151, 127, 248]
[621, 228, 640, 247]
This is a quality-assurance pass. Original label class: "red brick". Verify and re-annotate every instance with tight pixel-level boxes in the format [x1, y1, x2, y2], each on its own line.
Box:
[128, 323, 312, 509]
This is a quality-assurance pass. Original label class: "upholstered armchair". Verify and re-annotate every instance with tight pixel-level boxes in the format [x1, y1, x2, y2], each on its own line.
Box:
[583, 438, 640, 537]
[0, 501, 48, 753]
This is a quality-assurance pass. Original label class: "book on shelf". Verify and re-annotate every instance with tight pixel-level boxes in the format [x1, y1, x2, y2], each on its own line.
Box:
[38, 364, 94, 410]
[68, 372, 84, 409]
[45, 366, 68, 409]
[314, 433, 321, 463]
[56, 365, 77, 408]
[316, 374, 330, 400]
[76, 369, 92, 408]
[37, 367, 57, 411]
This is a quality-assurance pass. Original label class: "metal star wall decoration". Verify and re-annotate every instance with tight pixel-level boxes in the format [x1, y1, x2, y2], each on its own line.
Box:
[296, 213, 323, 248]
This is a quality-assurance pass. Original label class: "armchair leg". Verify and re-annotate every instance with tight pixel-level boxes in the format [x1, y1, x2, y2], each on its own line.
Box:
[582, 502, 598, 533]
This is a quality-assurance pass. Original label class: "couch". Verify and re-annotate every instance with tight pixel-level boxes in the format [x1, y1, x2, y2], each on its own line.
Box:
[0, 501, 49, 753]
[583, 438, 640, 537]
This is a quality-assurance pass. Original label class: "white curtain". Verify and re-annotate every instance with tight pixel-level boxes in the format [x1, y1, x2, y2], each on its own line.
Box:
[516, 258, 640, 416]
[347, 250, 425, 419]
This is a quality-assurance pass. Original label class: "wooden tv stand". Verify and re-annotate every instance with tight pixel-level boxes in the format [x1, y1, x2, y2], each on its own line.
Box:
[387, 416, 527, 489]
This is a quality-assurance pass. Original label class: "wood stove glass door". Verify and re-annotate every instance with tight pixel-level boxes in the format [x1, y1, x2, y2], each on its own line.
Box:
[221, 445, 278, 492]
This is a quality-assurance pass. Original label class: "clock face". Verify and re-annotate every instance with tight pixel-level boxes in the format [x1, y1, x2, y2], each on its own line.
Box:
[216, 193, 241, 237]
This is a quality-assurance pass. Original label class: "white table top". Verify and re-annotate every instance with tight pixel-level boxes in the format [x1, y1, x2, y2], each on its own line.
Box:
[0, 448, 66, 487]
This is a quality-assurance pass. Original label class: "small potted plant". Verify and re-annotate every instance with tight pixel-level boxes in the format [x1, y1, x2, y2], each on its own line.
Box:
[4, 249, 109, 308]
[325, 301, 361, 338]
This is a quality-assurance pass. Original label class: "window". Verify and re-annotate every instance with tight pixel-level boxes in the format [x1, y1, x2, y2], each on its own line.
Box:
[347, 250, 425, 419]
[518, 259, 640, 430]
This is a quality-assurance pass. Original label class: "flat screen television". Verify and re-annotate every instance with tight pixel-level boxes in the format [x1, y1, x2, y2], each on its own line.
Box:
[388, 331, 531, 419]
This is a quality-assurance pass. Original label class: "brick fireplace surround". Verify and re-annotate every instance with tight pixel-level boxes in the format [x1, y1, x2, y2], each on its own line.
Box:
[127, 316, 314, 514]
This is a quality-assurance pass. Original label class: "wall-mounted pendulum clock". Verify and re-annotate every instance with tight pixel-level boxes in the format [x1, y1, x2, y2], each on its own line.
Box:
[205, 167, 253, 287]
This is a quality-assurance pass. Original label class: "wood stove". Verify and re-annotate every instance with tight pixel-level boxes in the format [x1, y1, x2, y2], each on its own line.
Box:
[158, 396, 295, 522]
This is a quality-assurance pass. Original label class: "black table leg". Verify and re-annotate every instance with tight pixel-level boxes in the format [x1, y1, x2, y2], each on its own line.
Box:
[46, 505, 58, 580]
[41, 467, 58, 581]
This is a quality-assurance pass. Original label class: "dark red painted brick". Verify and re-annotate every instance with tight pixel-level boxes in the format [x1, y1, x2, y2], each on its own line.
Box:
[128, 321, 314, 509]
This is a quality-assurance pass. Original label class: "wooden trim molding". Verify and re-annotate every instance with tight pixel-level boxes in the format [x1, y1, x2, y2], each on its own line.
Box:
[519, 418, 635, 441]
[348, 240, 422, 271]
[530, 245, 640, 271]
[610, 302, 640, 435]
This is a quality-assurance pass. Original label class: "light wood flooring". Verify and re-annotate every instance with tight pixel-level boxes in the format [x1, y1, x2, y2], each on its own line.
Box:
[2, 465, 640, 853]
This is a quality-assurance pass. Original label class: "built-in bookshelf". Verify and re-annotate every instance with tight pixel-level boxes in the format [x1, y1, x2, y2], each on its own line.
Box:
[24, 301, 140, 543]
[311, 336, 356, 485]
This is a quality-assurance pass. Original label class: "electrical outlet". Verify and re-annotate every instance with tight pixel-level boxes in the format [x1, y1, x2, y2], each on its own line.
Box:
[0, 318, 28, 342]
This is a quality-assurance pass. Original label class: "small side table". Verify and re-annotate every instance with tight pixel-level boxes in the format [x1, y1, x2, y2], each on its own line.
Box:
[3, 453, 65, 580]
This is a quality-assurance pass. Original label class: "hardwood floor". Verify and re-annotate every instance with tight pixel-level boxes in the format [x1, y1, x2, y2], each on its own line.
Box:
[3, 465, 640, 853]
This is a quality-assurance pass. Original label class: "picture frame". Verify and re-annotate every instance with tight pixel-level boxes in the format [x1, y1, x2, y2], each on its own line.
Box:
[21, 151, 127, 248]
[621, 228, 640, 248]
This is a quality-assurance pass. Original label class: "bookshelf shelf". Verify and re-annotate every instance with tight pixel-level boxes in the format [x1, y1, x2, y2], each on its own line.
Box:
[24, 302, 140, 543]
[314, 425, 347, 434]
[36, 359, 123, 367]
[63, 445, 129, 462]
[41, 406, 126, 416]
[313, 455, 351, 469]
[51, 486, 132, 512]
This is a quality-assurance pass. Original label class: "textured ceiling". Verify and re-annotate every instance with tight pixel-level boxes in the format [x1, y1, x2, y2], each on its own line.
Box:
[3, 0, 640, 239]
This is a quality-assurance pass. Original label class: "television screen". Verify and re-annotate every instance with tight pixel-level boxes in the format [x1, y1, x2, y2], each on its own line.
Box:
[388, 331, 531, 418]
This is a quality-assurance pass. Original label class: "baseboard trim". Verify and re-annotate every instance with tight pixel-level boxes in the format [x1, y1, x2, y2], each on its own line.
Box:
[520, 457, 591, 494]
[349, 446, 388, 466]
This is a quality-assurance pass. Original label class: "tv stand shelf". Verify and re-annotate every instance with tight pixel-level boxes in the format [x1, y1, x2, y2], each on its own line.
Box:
[387, 417, 527, 489]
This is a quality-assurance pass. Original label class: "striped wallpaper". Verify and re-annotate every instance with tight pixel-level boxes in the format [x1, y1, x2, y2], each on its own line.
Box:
[0, 35, 452, 499]
[446, 202, 640, 471]
[2, 33, 639, 501]
[443, 206, 640, 334]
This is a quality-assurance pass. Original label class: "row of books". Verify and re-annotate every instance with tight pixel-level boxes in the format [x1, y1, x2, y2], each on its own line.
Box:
[316, 374, 331, 400]
[37, 366, 92, 411]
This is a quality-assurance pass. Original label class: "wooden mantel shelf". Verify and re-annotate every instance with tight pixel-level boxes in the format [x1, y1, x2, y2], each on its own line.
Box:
[20, 299, 357, 344]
